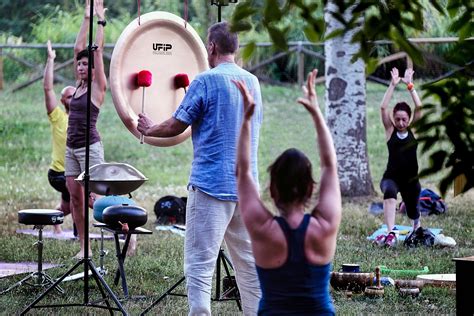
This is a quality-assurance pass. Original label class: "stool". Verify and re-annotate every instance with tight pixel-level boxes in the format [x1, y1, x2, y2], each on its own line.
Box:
[1, 210, 65, 295]
[93, 222, 152, 298]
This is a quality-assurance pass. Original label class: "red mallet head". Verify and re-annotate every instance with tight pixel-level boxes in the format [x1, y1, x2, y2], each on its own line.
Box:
[137, 70, 152, 87]
[174, 73, 190, 89]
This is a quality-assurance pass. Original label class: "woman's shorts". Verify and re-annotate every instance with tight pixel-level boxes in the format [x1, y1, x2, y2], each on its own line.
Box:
[65, 141, 105, 177]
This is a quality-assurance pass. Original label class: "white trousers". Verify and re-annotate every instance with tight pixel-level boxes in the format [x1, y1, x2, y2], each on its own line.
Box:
[184, 186, 260, 316]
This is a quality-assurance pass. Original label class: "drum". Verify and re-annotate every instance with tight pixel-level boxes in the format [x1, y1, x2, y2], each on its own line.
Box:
[102, 204, 148, 230]
[93, 195, 135, 223]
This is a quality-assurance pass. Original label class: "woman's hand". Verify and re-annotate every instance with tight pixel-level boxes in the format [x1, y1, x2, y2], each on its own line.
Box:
[47, 40, 56, 60]
[94, 0, 106, 21]
[390, 67, 401, 86]
[402, 68, 414, 85]
[232, 80, 255, 120]
[297, 69, 319, 115]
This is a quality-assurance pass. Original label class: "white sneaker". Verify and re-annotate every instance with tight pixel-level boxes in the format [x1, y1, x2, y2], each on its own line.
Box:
[434, 234, 456, 247]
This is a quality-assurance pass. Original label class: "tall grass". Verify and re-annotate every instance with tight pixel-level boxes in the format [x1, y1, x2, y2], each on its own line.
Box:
[0, 81, 471, 314]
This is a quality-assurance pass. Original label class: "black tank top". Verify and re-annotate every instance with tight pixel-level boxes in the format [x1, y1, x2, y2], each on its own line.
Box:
[383, 129, 418, 183]
[67, 92, 101, 148]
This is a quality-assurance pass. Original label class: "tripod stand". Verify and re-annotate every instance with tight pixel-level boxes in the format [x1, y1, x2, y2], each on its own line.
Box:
[141, 247, 241, 315]
[20, 1, 127, 314]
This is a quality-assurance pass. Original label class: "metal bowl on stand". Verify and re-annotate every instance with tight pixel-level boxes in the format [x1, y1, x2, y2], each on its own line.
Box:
[76, 162, 148, 195]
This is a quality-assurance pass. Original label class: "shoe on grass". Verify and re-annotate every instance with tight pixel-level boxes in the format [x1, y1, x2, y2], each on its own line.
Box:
[434, 234, 456, 247]
[384, 232, 397, 248]
[374, 234, 386, 247]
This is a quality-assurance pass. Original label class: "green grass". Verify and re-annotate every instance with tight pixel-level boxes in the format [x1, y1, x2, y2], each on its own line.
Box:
[0, 81, 472, 315]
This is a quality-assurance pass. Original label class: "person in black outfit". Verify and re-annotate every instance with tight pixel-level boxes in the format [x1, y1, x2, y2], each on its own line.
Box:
[375, 67, 423, 247]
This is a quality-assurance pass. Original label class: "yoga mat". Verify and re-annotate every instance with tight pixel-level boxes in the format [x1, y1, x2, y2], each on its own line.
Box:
[367, 224, 442, 241]
[16, 229, 113, 240]
[155, 225, 185, 237]
[0, 262, 60, 279]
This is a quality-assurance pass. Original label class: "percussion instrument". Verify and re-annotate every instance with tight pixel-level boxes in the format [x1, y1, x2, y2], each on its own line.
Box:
[102, 204, 148, 230]
[109, 11, 208, 146]
[93, 195, 136, 222]
[76, 162, 148, 195]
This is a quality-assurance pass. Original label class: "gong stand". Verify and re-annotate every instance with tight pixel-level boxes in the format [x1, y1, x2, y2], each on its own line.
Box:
[211, 0, 238, 22]
[21, 1, 127, 314]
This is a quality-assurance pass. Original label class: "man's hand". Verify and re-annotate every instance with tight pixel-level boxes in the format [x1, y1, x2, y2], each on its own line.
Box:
[47, 40, 56, 60]
[137, 113, 154, 136]
[232, 80, 255, 120]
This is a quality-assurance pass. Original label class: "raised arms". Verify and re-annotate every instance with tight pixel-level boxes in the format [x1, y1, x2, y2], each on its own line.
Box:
[297, 70, 341, 236]
[91, 0, 107, 105]
[380, 68, 400, 139]
[43, 40, 57, 114]
[401, 68, 422, 125]
[234, 80, 273, 239]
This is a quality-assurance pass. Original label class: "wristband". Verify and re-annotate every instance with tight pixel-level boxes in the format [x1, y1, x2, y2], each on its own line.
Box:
[97, 20, 107, 27]
[407, 83, 414, 91]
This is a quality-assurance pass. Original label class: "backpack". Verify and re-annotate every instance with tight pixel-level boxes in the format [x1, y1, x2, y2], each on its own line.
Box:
[154, 195, 187, 225]
[399, 188, 447, 216]
[404, 227, 435, 248]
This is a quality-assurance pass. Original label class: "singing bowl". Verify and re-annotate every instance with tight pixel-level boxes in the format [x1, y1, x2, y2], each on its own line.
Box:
[109, 11, 208, 146]
[102, 204, 148, 230]
[395, 279, 424, 290]
[398, 287, 420, 298]
[93, 195, 135, 222]
[330, 272, 374, 293]
[76, 163, 148, 195]
[364, 286, 384, 298]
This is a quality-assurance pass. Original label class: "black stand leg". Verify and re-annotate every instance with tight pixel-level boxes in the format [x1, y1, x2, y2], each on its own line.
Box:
[212, 248, 241, 310]
[139, 276, 186, 316]
[140, 247, 241, 315]
[20, 259, 127, 315]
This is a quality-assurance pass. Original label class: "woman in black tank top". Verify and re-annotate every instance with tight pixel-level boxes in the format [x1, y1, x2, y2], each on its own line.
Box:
[376, 67, 424, 248]
[65, 0, 108, 260]
[235, 70, 341, 315]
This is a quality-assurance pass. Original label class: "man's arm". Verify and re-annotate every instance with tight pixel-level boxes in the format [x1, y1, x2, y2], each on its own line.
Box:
[43, 40, 57, 115]
[137, 115, 189, 138]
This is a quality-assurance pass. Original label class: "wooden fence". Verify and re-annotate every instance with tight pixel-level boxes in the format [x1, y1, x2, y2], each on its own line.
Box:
[0, 37, 467, 92]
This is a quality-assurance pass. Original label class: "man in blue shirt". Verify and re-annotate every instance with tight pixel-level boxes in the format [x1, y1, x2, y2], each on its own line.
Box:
[138, 21, 262, 315]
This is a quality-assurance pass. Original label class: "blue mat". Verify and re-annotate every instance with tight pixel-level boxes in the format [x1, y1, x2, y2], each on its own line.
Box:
[367, 224, 442, 241]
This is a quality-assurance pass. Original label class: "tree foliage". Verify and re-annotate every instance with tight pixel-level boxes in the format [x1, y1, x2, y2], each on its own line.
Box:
[231, 0, 474, 195]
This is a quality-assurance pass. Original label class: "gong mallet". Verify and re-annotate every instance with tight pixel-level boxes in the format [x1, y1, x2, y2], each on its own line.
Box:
[174, 73, 190, 93]
[137, 70, 152, 144]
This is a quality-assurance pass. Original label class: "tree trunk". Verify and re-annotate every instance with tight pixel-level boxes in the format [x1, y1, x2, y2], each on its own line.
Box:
[324, 2, 374, 196]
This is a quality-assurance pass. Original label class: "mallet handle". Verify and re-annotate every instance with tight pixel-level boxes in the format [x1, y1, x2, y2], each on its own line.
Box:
[140, 87, 145, 144]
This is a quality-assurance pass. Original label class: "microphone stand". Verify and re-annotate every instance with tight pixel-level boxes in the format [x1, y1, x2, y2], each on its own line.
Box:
[20, 1, 127, 314]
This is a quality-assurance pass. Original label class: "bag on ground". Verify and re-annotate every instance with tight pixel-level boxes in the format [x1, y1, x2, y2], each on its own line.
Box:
[399, 188, 447, 216]
[154, 195, 187, 225]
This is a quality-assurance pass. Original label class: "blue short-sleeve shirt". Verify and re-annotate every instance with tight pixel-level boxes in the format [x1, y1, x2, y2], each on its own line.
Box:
[173, 62, 262, 201]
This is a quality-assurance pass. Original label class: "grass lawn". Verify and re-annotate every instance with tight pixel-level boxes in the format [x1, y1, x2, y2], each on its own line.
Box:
[0, 81, 472, 315]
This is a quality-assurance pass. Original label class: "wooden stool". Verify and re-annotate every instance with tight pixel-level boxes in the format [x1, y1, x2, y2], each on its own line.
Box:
[0, 210, 65, 295]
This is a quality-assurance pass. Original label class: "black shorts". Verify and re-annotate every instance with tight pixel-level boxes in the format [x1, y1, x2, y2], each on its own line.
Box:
[48, 169, 71, 202]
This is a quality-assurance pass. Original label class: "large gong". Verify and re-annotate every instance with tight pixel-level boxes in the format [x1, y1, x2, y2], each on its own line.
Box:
[110, 11, 208, 146]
